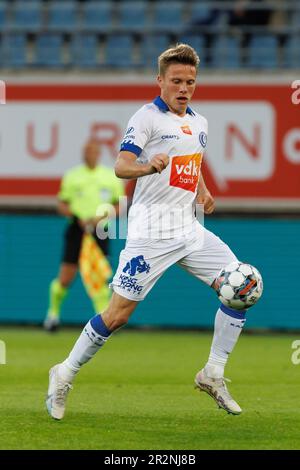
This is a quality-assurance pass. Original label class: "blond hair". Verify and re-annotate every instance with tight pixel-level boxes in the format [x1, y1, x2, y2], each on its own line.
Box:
[158, 43, 200, 75]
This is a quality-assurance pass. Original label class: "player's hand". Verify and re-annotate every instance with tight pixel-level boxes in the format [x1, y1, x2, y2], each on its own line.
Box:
[196, 190, 215, 215]
[78, 218, 87, 230]
[149, 153, 169, 174]
[78, 218, 94, 233]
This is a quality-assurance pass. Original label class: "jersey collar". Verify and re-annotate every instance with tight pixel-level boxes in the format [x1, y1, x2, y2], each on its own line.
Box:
[153, 96, 195, 116]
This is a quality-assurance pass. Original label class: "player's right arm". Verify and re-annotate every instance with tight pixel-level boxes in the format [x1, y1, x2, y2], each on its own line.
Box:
[115, 151, 169, 179]
[117, 106, 169, 179]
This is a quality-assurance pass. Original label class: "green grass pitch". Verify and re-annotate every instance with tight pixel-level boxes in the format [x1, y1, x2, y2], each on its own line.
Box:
[0, 327, 300, 450]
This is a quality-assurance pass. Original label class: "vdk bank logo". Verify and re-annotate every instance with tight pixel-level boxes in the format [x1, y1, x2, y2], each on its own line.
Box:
[170, 153, 202, 192]
[0, 340, 6, 364]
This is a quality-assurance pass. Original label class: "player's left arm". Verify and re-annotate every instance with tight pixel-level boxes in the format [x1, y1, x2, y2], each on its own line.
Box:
[196, 172, 215, 215]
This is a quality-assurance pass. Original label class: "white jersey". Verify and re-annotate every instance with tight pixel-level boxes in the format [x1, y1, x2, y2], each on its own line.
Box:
[120, 96, 208, 239]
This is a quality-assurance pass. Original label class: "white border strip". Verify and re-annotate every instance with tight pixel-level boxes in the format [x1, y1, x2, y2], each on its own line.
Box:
[1, 72, 300, 85]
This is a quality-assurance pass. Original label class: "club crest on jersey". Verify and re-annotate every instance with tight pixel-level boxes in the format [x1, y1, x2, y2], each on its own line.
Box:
[199, 132, 207, 147]
[169, 154, 202, 193]
[181, 125, 192, 135]
[122, 255, 150, 276]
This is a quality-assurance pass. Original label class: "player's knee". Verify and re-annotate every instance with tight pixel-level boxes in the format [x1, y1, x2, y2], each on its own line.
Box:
[59, 264, 78, 287]
[60, 278, 71, 288]
[60, 277, 74, 288]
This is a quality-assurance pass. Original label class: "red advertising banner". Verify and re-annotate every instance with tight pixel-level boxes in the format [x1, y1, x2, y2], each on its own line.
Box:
[0, 83, 299, 204]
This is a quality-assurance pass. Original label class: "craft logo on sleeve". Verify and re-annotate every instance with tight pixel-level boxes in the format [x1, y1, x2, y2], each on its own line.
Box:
[169, 153, 202, 192]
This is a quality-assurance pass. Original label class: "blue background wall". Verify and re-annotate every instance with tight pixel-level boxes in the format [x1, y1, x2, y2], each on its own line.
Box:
[0, 214, 299, 329]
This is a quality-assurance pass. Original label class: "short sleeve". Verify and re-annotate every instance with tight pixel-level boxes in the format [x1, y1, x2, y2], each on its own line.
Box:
[120, 106, 152, 157]
[58, 172, 73, 202]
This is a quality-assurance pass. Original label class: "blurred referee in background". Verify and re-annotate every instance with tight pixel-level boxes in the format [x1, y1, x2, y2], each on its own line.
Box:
[44, 139, 124, 332]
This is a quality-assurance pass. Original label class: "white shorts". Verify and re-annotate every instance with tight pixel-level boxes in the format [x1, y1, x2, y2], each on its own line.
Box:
[110, 223, 237, 301]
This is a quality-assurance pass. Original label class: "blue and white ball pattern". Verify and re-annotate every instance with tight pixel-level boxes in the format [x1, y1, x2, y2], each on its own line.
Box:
[216, 261, 263, 310]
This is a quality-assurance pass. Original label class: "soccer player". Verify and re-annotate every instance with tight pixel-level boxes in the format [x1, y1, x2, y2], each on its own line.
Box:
[46, 44, 248, 419]
[43, 139, 124, 332]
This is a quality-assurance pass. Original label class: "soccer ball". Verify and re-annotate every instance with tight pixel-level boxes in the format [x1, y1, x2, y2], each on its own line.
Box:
[215, 261, 263, 310]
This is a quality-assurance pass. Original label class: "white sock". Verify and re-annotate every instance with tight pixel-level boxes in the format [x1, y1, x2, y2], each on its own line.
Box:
[58, 316, 111, 382]
[204, 306, 246, 379]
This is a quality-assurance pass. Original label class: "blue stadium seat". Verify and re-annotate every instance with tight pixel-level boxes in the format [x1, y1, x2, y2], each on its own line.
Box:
[118, 1, 147, 32]
[141, 34, 171, 69]
[0, 1, 8, 32]
[151, 1, 184, 32]
[190, 2, 212, 23]
[211, 35, 241, 69]
[47, 1, 78, 32]
[35, 33, 64, 67]
[291, 9, 300, 30]
[81, 1, 112, 33]
[284, 36, 300, 68]
[11, 1, 43, 32]
[188, 2, 228, 30]
[2, 33, 27, 68]
[105, 34, 135, 67]
[71, 34, 99, 68]
[247, 35, 279, 69]
[179, 35, 206, 64]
